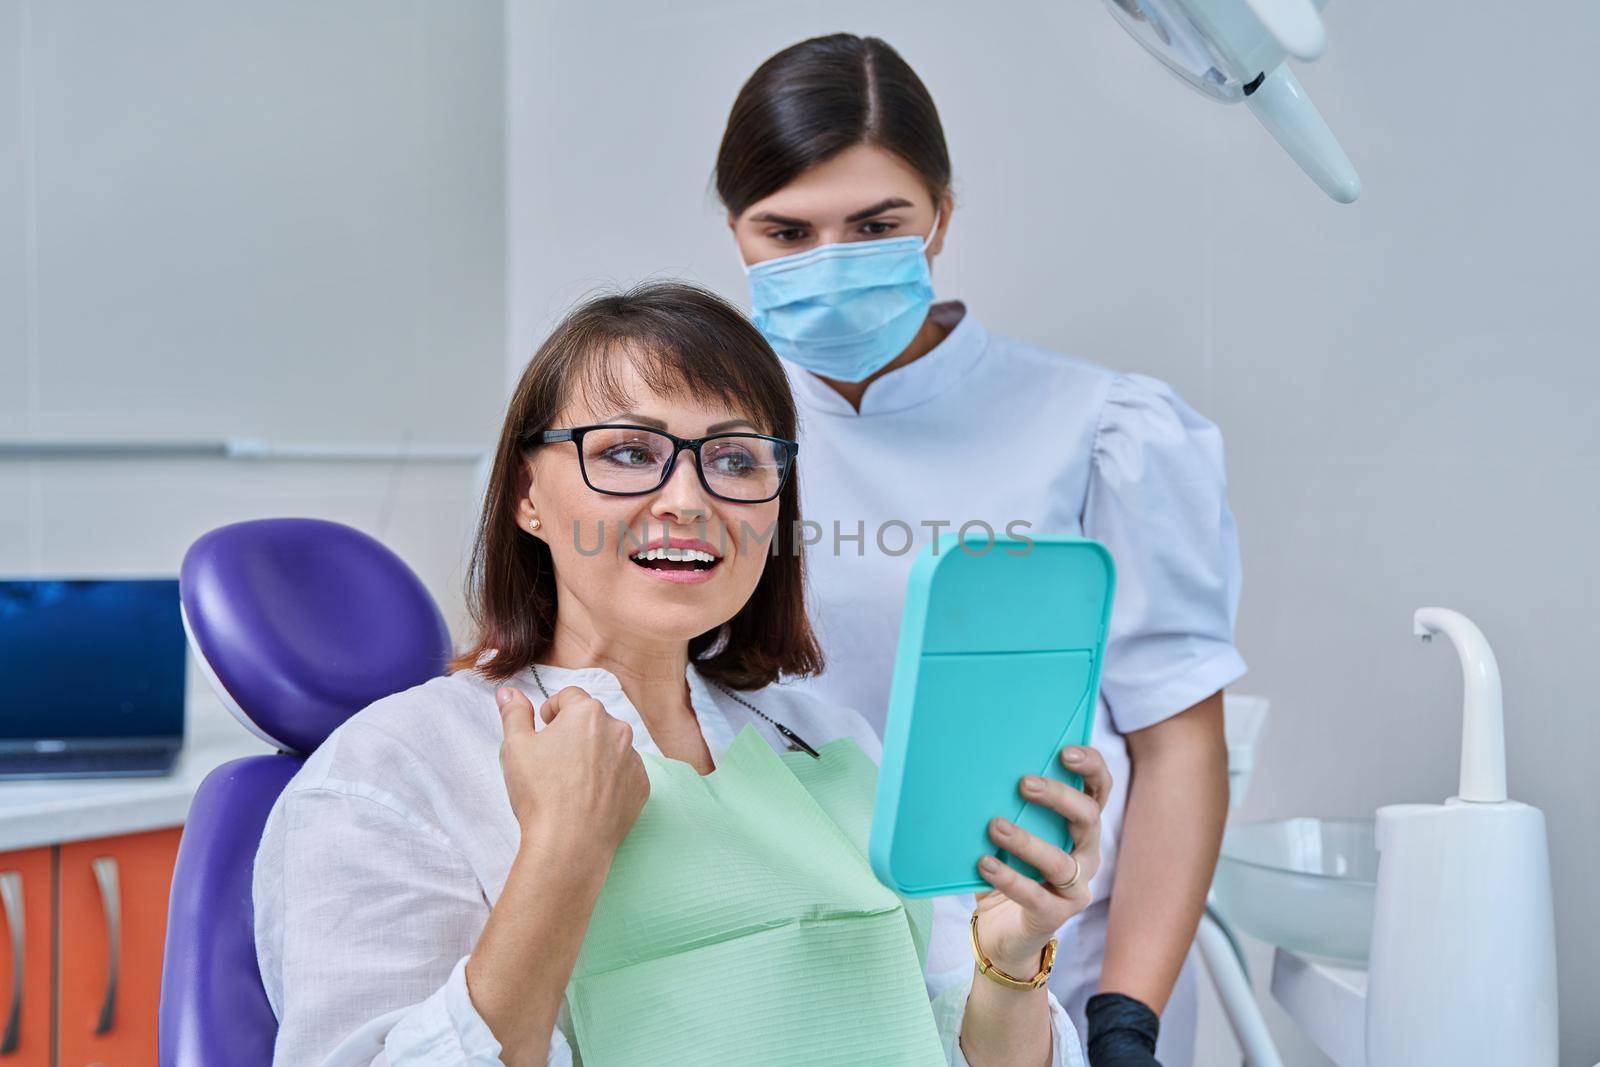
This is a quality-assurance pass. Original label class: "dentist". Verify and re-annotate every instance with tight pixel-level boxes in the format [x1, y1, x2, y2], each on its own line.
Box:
[717, 34, 1246, 1067]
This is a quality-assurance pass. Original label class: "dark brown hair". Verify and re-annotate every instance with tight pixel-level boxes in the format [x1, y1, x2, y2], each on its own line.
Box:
[715, 33, 952, 217]
[450, 281, 822, 689]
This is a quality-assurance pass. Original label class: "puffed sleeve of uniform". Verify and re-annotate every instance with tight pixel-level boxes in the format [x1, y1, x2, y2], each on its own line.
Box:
[254, 782, 575, 1066]
[1084, 373, 1248, 733]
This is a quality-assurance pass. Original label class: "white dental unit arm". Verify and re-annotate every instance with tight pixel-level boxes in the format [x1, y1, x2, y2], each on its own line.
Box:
[1365, 609, 1559, 1066]
[1103, 0, 1361, 202]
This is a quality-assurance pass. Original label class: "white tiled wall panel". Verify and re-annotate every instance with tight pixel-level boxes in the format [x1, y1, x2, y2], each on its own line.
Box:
[0, 1, 29, 428]
[1, 0, 505, 646]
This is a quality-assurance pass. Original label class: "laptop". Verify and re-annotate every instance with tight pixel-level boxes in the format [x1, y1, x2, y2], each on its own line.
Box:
[0, 578, 186, 779]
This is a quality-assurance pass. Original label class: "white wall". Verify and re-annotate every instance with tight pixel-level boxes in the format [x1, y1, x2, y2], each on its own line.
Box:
[508, 2, 1600, 1063]
[0, 0, 507, 638]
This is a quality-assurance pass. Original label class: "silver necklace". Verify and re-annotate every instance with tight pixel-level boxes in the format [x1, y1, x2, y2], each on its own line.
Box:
[529, 663, 820, 759]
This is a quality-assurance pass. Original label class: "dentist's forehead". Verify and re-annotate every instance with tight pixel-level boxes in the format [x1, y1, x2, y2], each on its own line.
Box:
[740, 144, 932, 223]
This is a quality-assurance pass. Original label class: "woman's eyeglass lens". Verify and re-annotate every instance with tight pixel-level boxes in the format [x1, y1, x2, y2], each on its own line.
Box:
[553, 426, 792, 503]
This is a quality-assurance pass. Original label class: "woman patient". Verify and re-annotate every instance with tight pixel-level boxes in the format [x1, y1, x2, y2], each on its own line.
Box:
[253, 282, 1110, 1067]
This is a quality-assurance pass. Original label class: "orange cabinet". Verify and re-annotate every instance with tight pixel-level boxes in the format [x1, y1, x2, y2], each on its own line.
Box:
[0, 847, 53, 1067]
[0, 828, 181, 1067]
[58, 829, 180, 1067]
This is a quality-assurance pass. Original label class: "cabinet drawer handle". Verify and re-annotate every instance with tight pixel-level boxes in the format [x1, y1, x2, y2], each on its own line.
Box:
[0, 871, 22, 1054]
[91, 857, 120, 1036]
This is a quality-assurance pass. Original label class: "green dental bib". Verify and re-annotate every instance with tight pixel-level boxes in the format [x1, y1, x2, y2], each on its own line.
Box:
[564, 725, 945, 1066]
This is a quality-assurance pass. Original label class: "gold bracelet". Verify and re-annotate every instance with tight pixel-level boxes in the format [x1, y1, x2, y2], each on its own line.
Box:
[969, 911, 1057, 991]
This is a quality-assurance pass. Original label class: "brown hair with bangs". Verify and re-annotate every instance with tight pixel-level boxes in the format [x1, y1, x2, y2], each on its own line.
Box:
[450, 281, 823, 689]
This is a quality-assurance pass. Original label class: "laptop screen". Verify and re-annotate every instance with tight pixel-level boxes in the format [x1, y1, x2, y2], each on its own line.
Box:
[0, 579, 186, 742]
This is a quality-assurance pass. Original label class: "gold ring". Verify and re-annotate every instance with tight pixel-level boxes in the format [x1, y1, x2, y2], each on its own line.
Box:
[1048, 853, 1082, 894]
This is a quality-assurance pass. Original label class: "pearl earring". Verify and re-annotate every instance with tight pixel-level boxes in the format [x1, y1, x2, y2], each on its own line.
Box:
[528, 517, 542, 531]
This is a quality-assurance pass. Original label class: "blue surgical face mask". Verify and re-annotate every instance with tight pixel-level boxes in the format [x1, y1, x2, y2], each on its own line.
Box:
[744, 217, 938, 382]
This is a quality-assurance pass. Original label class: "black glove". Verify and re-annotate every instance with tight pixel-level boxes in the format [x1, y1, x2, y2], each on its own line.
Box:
[1086, 992, 1162, 1067]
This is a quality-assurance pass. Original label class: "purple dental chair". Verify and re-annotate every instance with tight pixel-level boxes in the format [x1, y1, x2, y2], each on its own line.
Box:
[158, 518, 453, 1066]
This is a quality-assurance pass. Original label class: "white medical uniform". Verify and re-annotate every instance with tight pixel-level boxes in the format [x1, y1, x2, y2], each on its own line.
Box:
[781, 301, 1247, 1066]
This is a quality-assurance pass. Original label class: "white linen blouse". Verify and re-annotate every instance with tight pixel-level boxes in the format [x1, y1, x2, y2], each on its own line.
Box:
[253, 661, 1089, 1066]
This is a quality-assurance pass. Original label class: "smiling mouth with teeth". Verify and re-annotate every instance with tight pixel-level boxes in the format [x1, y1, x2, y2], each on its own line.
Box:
[629, 546, 721, 572]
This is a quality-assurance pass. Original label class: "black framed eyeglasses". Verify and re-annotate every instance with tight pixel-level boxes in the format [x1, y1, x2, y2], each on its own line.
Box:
[527, 424, 797, 504]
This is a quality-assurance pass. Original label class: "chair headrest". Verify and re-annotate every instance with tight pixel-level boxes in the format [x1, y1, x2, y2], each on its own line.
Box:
[180, 518, 452, 754]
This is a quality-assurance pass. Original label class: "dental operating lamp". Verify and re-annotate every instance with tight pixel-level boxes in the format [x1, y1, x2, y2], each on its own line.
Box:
[1104, 0, 1361, 202]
